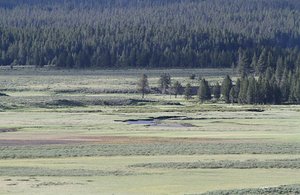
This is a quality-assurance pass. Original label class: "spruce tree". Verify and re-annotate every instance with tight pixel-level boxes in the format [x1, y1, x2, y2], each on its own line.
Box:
[137, 74, 149, 98]
[235, 78, 241, 97]
[184, 83, 193, 100]
[250, 53, 257, 74]
[221, 75, 232, 103]
[213, 82, 221, 99]
[237, 50, 250, 77]
[172, 81, 182, 98]
[257, 49, 268, 74]
[275, 57, 284, 82]
[263, 79, 273, 104]
[238, 77, 249, 104]
[229, 87, 236, 104]
[198, 79, 211, 103]
[272, 82, 282, 104]
[159, 73, 171, 94]
[280, 68, 290, 102]
[246, 76, 257, 104]
[296, 81, 300, 103]
[256, 76, 265, 104]
[265, 67, 274, 81]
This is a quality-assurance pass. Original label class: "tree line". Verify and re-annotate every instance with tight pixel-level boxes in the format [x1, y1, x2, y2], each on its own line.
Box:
[138, 67, 300, 105]
[1, 0, 300, 70]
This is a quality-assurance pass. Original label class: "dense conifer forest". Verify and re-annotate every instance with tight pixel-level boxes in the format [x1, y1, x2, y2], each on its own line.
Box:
[1, 0, 300, 71]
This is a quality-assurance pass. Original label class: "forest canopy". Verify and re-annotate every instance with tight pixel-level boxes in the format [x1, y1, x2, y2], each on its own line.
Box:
[1, 0, 300, 70]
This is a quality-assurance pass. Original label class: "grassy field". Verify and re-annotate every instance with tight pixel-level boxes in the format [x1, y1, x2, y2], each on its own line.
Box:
[0, 68, 299, 194]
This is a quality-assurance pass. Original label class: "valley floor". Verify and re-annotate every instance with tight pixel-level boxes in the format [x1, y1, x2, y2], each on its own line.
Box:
[0, 69, 299, 194]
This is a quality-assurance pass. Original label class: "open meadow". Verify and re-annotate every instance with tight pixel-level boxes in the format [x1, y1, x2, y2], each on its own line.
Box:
[0, 68, 300, 195]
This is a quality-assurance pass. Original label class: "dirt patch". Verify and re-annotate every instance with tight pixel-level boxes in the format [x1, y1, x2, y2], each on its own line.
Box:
[0, 128, 17, 133]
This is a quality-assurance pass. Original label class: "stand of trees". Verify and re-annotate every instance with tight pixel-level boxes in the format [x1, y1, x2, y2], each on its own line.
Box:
[200, 65, 300, 105]
[1, 0, 300, 69]
[138, 66, 300, 105]
[203, 67, 300, 104]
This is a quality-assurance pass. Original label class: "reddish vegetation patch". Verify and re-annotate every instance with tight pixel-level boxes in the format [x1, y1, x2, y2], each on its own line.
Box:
[0, 139, 80, 146]
[0, 135, 260, 146]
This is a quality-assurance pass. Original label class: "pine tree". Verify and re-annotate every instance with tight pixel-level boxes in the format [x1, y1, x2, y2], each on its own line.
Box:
[288, 71, 296, 102]
[295, 54, 300, 69]
[262, 79, 273, 104]
[235, 78, 241, 97]
[246, 76, 257, 104]
[293, 68, 300, 103]
[238, 77, 249, 104]
[229, 87, 236, 104]
[184, 83, 193, 100]
[296, 81, 300, 103]
[66, 54, 74, 68]
[275, 57, 284, 82]
[159, 73, 171, 94]
[198, 79, 211, 103]
[256, 76, 265, 104]
[221, 75, 232, 103]
[172, 81, 182, 98]
[237, 50, 250, 77]
[265, 67, 274, 81]
[272, 82, 282, 104]
[257, 49, 268, 74]
[250, 53, 257, 74]
[280, 68, 290, 102]
[213, 82, 221, 99]
[137, 74, 149, 98]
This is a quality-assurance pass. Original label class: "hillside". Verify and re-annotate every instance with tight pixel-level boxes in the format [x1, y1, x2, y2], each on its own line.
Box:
[0, 0, 300, 70]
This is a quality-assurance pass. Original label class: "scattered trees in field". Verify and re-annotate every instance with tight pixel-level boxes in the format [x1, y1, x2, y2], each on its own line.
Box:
[136, 66, 300, 105]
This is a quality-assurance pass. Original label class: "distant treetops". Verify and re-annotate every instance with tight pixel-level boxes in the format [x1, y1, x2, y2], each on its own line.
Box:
[1, 0, 300, 70]
[137, 68, 300, 105]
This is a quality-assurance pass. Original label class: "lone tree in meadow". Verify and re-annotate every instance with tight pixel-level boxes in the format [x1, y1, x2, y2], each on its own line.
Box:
[172, 81, 183, 98]
[159, 73, 171, 94]
[137, 74, 149, 98]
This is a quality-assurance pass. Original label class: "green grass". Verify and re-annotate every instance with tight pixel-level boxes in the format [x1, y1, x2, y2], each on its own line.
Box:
[0, 68, 300, 194]
[197, 184, 300, 195]
[2, 143, 300, 159]
[0, 156, 300, 195]
[130, 158, 300, 169]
